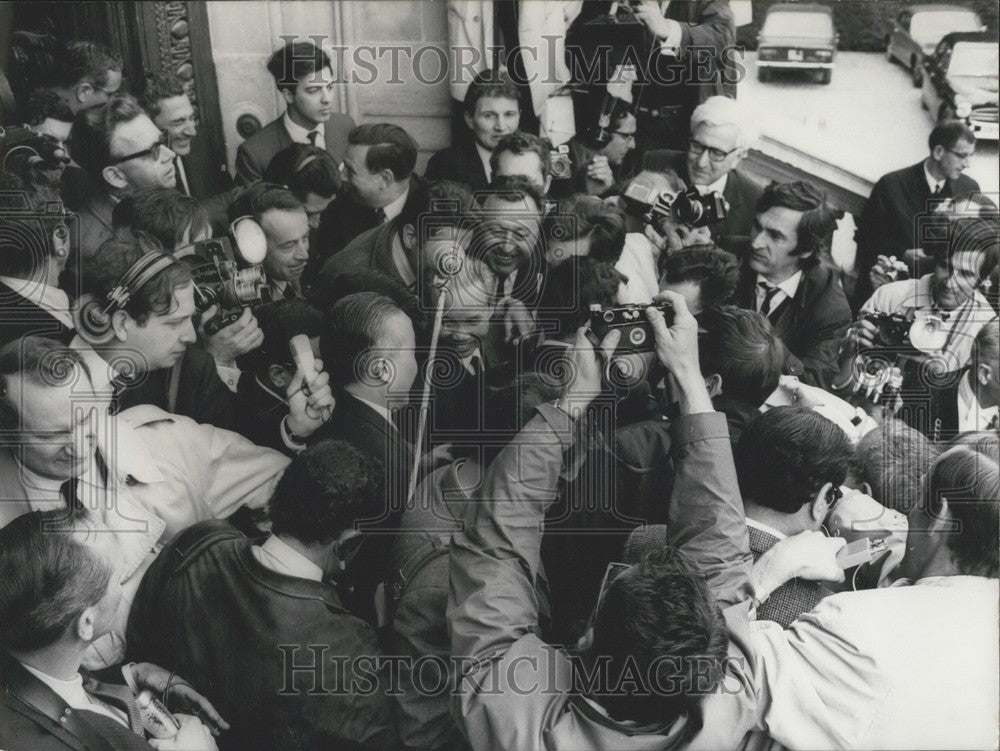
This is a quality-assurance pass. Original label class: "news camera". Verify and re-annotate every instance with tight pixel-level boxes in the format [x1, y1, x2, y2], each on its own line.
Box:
[549, 144, 574, 181]
[622, 180, 729, 234]
[860, 311, 950, 352]
[589, 299, 673, 353]
[174, 217, 273, 334]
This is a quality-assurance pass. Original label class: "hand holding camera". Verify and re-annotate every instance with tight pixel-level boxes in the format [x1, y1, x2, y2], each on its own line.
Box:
[869, 254, 909, 292]
[585, 155, 614, 192]
[199, 306, 264, 368]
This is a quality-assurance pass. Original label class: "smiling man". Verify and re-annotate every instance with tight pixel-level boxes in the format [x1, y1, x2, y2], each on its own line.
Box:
[235, 40, 355, 186]
[735, 180, 851, 387]
[140, 72, 200, 196]
[643, 96, 763, 254]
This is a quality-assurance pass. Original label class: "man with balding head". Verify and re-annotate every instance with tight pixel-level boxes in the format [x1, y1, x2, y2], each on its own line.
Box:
[643, 95, 763, 254]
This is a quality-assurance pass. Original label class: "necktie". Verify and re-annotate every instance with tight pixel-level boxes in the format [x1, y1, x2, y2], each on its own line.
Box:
[374, 207, 386, 224]
[932, 181, 944, 196]
[82, 676, 145, 735]
[758, 281, 780, 317]
[306, 130, 318, 146]
[60, 476, 83, 512]
[495, 274, 509, 303]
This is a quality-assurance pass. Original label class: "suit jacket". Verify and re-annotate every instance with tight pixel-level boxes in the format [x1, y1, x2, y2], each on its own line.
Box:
[313, 194, 392, 261]
[423, 140, 489, 191]
[234, 111, 356, 186]
[314, 219, 403, 303]
[747, 524, 831, 628]
[736, 262, 852, 388]
[0, 651, 153, 751]
[897, 366, 968, 443]
[854, 160, 980, 307]
[642, 149, 763, 255]
[0, 281, 74, 349]
[126, 521, 394, 751]
[75, 190, 115, 261]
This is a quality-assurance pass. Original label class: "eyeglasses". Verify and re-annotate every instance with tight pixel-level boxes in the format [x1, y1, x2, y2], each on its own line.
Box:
[108, 132, 171, 165]
[610, 130, 637, 143]
[945, 147, 974, 161]
[688, 138, 739, 163]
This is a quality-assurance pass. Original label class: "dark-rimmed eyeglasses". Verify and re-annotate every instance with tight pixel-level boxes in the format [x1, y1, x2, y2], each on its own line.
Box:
[688, 138, 739, 163]
[610, 130, 637, 142]
[108, 132, 171, 165]
[945, 147, 974, 161]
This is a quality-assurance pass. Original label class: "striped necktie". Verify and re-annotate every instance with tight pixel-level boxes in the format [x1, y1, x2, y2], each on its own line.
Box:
[758, 281, 780, 317]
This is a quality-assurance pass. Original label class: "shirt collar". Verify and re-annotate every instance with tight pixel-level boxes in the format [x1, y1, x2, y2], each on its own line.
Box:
[696, 173, 728, 196]
[958, 369, 998, 432]
[353, 394, 394, 426]
[475, 142, 494, 182]
[923, 162, 944, 194]
[757, 269, 802, 299]
[382, 187, 408, 222]
[283, 112, 325, 144]
[390, 232, 417, 287]
[253, 534, 324, 582]
[0, 275, 73, 328]
[70, 336, 115, 395]
[745, 517, 787, 541]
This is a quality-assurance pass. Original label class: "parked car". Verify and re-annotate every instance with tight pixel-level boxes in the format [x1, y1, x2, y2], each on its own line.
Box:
[921, 31, 999, 141]
[756, 4, 837, 84]
[885, 4, 983, 87]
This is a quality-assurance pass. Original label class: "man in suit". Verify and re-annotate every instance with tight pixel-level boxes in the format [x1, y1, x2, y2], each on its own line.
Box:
[68, 94, 179, 260]
[318, 123, 418, 255]
[234, 40, 355, 186]
[309, 292, 421, 625]
[0, 511, 224, 751]
[854, 120, 980, 308]
[735, 180, 852, 388]
[424, 69, 521, 190]
[644, 95, 764, 255]
[734, 407, 855, 627]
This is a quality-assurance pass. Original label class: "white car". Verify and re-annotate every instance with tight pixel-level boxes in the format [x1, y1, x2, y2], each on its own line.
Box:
[885, 4, 983, 87]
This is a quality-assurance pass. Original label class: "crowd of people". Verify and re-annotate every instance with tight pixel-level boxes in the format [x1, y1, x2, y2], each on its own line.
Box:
[0, 20, 997, 751]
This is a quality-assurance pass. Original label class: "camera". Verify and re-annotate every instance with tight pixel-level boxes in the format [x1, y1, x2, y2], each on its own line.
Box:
[622, 180, 729, 233]
[549, 144, 574, 181]
[862, 312, 913, 348]
[860, 311, 951, 353]
[175, 221, 273, 334]
[589, 300, 673, 353]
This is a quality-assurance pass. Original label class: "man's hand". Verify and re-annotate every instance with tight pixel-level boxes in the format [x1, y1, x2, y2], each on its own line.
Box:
[585, 155, 614, 194]
[286, 358, 335, 438]
[633, 0, 674, 39]
[503, 299, 536, 343]
[751, 527, 847, 605]
[129, 663, 229, 736]
[841, 316, 878, 360]
[199, 306, 263, 367]
[647, 291, 713, 415]
[558, 326, 620, 415]
[149, 714, 219, 750]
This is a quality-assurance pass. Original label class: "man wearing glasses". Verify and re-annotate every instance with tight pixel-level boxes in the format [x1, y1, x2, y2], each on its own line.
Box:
[644, 95, 763, 255]
[853, 119, 980, 309]
[551, 96, 638, 199]
[69, 93, 179, 259]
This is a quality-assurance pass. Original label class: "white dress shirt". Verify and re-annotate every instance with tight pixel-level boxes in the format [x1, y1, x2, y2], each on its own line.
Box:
[923, 162, 945, 195]
[958, 369, 999, 433]
[0, 275, 74, 328]
[21, 664, 129, 727]
[475, 142, 494, 182]
[382, 187, 408, 223]
[252, 534, 324, 582]
[755, 270, 802, 315]
[283, 112, 326, 151]
[696, 173, 729, 196]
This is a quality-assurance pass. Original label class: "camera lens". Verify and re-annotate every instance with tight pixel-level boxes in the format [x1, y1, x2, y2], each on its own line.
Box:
[603, 310, 615, 323]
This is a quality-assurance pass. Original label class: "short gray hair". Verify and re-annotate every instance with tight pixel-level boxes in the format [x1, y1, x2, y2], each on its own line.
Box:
[689, 96, 758, 150]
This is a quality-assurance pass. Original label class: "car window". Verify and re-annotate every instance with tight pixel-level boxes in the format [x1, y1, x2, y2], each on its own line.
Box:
[948, 41, 1000, 77]
[911, 11, 981, 45]
[761, 11, 833, 38]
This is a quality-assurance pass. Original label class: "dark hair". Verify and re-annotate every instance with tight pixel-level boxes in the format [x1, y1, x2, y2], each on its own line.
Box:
[321, 292, 407, 388]
[0, 510, 113, 651]
[263, 143, 340, 201]
[589, 544, 728, 725]
[269, 440, 384, 545]
[735, 406, 853, 514]
[252, 297, 324, 373]
[545, 195, 626, 264]
[698, 306, 784, 407]
[538, 258, 624, 337]
[463, 69, 521, 116]
[0, 185, 67, 277]
[397, 178, 474, 247]
[228, 182, 304, 225]
[82, 230, 193, 325]
[51, 40, 122, 90]
[660, 245, 739, 308]
[755, 181, 843, 269]
[854, 419, 938, 513]
[490, 132, 552, 183]
[308, 270, 429, 342]
[138, 72, 188, 119]
[25, 87, 74, 126]
[924, 446, 999, 577]
[266, 40, 332, 92]
[580, 95, 634, 149]
[0, 337, 90, 431]
[478, 173, 545, 214]
[112, 188, 210, 250]
[68, 93, 146, 183]
[346, 123, 418, 182]
[929, 120, 976, 152]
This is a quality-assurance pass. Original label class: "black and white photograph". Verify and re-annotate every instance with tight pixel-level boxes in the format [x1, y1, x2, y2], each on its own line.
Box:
[0, 1, 997, 749]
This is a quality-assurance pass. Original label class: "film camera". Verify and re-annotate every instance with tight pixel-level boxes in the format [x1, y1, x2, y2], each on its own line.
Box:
[549, 144, 574, 181]
[589, 300, 673, 353]
[860, 311, 950, 352]
[174, 217, 273, 334]
[622, 179, 729, 234]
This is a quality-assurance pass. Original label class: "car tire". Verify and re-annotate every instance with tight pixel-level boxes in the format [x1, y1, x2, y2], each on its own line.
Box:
[819, 69, 831, 85]
[758, 68, 770, 83]
[911, 58, 923, 88]
[939, 103, 955, 122]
